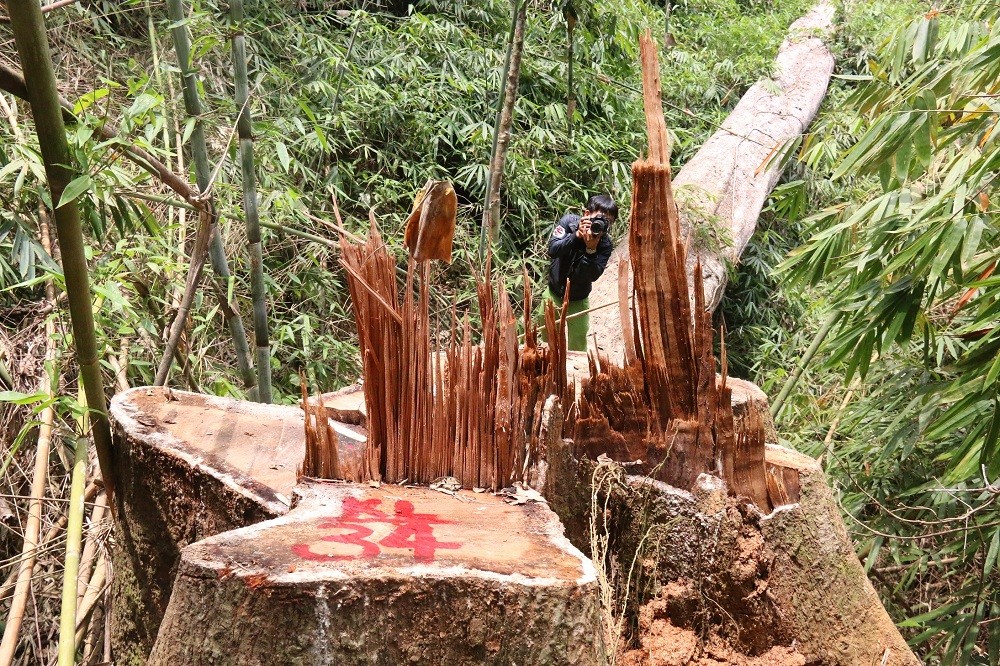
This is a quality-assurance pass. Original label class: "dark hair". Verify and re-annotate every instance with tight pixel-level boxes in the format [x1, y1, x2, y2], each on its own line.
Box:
[586, 193, 618, 221]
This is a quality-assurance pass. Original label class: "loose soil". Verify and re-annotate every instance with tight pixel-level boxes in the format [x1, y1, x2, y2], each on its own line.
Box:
[619, 581, 805, 666]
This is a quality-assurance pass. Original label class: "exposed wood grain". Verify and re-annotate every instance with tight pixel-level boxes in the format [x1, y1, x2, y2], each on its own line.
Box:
[571, 30, 774, 509]
[313, 224, 564, 490]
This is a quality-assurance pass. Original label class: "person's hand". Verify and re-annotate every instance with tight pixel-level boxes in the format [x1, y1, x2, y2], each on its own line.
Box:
[576, 215, 601, 252]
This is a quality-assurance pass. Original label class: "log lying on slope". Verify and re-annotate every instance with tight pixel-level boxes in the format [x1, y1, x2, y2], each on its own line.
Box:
[589, 1, 836, 361]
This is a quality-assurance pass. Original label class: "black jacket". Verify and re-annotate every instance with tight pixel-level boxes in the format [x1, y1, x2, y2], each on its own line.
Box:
[546, 213, 613, 302]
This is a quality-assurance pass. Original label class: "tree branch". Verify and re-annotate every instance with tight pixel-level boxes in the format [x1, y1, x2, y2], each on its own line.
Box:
[0, 61, 201, 206]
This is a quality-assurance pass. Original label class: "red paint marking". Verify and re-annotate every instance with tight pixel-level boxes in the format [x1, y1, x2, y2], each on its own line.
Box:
[380, 500, 462, 562]
[293, 497, 462, 563]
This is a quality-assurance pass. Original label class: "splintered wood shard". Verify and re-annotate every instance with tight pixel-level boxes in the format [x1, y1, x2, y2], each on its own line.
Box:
[308, 225, 563, 491]
[573, 30, 772, 510]
[403, 179, 458, 263]
[300, 371, 342, 480]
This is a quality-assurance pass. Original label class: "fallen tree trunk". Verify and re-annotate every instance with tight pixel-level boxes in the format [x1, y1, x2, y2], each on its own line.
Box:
[589, 1, 835, 361]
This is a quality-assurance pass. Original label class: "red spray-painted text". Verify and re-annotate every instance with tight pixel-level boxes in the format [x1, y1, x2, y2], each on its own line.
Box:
[292, 497, 462, 563]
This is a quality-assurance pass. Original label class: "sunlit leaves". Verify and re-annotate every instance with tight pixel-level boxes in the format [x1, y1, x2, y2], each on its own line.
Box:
[780, 6, 1000, 660]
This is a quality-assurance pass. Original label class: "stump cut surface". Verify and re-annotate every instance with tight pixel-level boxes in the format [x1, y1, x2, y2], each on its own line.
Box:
[149, 482, 600, 665]
[112, 387, 305, 507]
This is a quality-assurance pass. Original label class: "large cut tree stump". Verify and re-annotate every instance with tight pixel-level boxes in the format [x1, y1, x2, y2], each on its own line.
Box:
[545, 438, 919, 666]
[109, 387, 304, 664]
[537, 10, 919, 662]
[148, 481, 599, 665]
[110, 387, 600, 665]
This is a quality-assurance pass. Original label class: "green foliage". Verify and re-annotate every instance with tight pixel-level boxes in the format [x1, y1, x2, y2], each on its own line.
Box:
[1, 0, 810, 403]
[771, 2, 1000, 660]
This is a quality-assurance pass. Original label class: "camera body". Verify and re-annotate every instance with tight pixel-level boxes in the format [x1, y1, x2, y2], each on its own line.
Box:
[588, 214, 609, 236]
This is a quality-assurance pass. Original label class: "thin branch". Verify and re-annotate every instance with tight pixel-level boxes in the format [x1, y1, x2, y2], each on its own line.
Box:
[0, 0, 83, 22]
[0, 61, 201, 207]
[153, 205, 214, 385]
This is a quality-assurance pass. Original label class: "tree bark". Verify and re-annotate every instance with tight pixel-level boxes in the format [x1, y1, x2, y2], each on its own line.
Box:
[544, 436, 920, 666]
[108, 387, 298, 664]
[589, 2, 836, 363]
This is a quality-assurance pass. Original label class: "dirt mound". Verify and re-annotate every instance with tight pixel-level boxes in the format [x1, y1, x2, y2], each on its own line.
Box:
[619, 580, 805, 666]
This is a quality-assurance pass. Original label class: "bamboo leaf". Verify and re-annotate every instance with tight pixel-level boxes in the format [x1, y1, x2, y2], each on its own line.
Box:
[276, 142, 291, 172]
[72, 87, 110, 115]
[0, 390, 48, 405]
[57, 174, 92, 208]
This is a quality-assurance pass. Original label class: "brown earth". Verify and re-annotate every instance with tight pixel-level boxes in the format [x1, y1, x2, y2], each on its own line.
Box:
[619, 581, 806, 666]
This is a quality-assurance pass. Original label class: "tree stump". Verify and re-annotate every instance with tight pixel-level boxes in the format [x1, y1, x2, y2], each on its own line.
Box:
[109, 388, 600, 665]
[148, 481, 600, 665]
[543, 438, 919, 665]
[109, 387, 305, 664]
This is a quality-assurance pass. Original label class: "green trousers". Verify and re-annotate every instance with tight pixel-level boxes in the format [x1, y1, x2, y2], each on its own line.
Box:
[540, 291, 589, 352]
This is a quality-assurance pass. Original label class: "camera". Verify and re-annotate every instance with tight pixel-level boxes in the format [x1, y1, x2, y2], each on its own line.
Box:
[588, 214, 609, 236]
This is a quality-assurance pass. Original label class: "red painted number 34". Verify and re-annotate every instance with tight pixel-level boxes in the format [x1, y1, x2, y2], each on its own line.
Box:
[292, 497, 462, 563]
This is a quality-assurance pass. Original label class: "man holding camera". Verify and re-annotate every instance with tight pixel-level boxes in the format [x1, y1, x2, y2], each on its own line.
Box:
[545, 193, 617, 351]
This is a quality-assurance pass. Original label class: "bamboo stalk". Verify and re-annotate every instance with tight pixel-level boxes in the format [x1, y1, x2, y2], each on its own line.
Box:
[76, 493, 107, 607]
[771, 311, 839, 418]
[73, 552, 107, 647]
[0, 397, 52, 665]
[479, 0, 527, 259]
[147, 0, 185, 315]
[162, 0, 256, 395]
[7, 0, 116, 499]
[57, 428, 89, 665]
[0, 210, 58, 666]
[565, 4, 576, 139]
[230, 0, 271, 403]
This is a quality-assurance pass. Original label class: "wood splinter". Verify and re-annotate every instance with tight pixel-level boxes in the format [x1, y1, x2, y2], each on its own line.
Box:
[572, 30, 785, 511]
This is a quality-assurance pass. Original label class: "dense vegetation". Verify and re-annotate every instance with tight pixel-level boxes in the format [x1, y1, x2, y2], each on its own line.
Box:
[1, 0, 819, 397]
[1, 0, 997, 663]
[726, 2, 1000, 661]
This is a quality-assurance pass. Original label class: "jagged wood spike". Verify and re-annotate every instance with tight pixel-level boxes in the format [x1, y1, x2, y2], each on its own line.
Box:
[570, 28, 775, 508]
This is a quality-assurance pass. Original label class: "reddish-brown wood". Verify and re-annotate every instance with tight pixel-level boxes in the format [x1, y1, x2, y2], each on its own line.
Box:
[322, 225, 565, 491]
[403, 180, 457, 263]
[571, 29, 774, 509]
